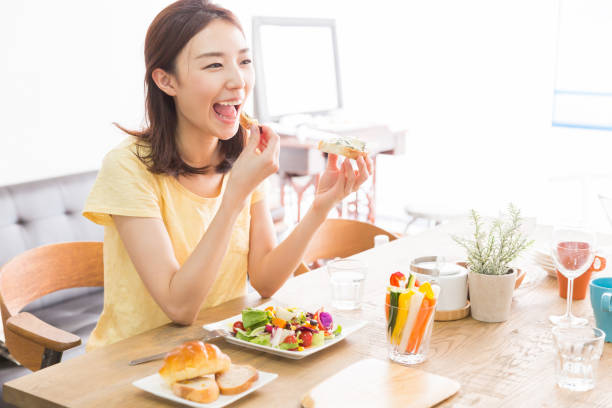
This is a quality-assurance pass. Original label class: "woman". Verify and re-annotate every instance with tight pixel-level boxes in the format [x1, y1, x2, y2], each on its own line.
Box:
[83, 0, 372, 350]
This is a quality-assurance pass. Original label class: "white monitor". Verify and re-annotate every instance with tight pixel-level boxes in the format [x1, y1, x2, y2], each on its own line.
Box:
[252, 17, 343, 123]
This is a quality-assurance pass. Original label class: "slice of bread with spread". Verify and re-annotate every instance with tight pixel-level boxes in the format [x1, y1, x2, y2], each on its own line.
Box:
[239, 111, 259, 129]
[215, 364, 259, 395]
[171, 376, 220, 403]
[317, 137, 367, 159]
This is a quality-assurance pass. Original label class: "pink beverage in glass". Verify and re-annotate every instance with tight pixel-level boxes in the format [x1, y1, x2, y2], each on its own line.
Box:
[550, 228, 596, 327]
[557, 241, 592, 279]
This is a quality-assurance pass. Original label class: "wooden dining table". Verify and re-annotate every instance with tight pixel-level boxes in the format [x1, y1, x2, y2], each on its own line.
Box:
[4, 220, 612, 407]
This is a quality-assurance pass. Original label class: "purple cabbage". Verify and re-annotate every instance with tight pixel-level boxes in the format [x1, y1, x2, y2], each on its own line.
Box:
[297, 325, 317, 333]
[319, 312, 333, 330]
[265, 324, 273, 333]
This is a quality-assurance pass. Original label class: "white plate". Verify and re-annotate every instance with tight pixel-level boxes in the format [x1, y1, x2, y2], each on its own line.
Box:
[132, 370, 277, 408]
[533, 251, 552, 262]
[536, 260, 555, 270]
[203, 302, 367, 360]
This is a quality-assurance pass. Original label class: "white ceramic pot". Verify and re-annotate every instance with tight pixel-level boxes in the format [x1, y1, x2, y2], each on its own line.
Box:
[468, 269, 516, 323]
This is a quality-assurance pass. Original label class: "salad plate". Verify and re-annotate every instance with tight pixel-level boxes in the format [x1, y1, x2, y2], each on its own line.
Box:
[203, 302, 367, 360]
[133, 370, 277, 408]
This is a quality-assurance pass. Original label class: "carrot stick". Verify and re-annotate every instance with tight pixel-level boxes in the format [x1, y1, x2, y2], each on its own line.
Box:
[413, 298, 436, 353]
[385, 292, 390, 321]
[406, 298, 435, 353]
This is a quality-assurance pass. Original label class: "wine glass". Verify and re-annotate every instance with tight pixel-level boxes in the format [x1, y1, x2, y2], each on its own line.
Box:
[549, 226, 596, 327]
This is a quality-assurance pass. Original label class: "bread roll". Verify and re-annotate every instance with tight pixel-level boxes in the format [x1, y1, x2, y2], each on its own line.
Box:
[159, 341, 231, 385]
[171, 376, 220, 403]
[215, 364, 259, 395]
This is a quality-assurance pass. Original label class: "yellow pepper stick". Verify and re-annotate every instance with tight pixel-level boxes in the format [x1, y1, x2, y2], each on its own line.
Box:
[391, 290, 414, 344]
[418, 281, 435, 300]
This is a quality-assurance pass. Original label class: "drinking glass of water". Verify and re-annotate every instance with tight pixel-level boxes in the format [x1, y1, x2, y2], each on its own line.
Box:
[552, 326, 604, 391]
[327, 259, 367, 310]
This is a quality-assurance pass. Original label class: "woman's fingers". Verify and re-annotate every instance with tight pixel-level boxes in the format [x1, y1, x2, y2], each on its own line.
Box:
[246, 124, 261, 152]
[353, 156, 368, 191]
[255, 124, 271, 151]
[260, 126, 280, 173]
[262, 127, 279, 157]
[326, 153, 339, 170]
[364, 154, 373, 175]
[343, 159, 356, 194]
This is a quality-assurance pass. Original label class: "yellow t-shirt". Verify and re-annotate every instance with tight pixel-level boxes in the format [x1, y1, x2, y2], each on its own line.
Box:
[83, 137, 265, 351]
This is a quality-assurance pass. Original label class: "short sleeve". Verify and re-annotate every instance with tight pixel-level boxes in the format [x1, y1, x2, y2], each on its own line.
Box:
[83, 144, 161, 226]
[250, 177, 269, 206]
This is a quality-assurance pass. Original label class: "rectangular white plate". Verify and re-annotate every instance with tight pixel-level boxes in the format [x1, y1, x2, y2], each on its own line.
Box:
[203, 302, 367, 359]
[133, 370, 277, 408]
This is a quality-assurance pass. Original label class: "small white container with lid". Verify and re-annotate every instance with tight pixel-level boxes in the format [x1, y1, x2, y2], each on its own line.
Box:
[410, 256, 468, 311]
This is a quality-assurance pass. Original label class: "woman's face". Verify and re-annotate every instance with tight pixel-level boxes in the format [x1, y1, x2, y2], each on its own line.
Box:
[172, 20, 254, 140]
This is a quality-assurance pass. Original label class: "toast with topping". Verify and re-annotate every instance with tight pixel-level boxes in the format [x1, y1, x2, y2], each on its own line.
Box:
[239, 111, 259, 129]
[317, 137, 367, 159]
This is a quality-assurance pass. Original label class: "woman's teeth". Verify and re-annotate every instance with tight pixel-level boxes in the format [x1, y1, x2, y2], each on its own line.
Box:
[217, 100, 242, 106]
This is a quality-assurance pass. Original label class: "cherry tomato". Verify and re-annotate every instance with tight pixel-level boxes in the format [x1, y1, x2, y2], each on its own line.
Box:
[300, 331, 313, 348]
[282, 335, 299, 350]
[390, 271, 406, 287]
[232, 321, 244, 333]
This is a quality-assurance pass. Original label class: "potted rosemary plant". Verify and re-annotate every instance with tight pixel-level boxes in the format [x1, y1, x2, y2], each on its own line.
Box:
[452, 204, 533, 322]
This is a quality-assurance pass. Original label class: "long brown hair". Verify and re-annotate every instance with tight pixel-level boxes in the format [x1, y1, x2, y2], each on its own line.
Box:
[116, 0, 245, 176]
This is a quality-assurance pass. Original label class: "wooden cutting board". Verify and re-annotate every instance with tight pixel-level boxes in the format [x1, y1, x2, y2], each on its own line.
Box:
[301, 358, 460, 408]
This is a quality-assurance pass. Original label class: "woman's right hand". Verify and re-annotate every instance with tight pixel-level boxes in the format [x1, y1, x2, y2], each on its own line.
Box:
[225, 124, 280, 205]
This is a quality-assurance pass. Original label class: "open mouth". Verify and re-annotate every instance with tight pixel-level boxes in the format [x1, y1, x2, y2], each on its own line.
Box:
[213, 101, 242, 124]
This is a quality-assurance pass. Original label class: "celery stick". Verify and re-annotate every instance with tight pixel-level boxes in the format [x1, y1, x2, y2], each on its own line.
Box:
[387, 290, 400, 334]
[399, 291, 425, 352]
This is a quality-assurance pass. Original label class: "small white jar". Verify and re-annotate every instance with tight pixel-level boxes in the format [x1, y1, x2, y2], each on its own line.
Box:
[410, 256, 468, 311]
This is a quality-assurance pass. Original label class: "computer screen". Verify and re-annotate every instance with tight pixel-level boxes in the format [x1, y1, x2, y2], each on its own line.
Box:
[252, 17, 342, 123]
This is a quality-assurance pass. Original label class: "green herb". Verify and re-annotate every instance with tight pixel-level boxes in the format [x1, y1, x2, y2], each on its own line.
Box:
[452, 204, 533, 275]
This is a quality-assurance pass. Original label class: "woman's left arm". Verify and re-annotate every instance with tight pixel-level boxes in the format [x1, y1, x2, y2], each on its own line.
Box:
[247, 153, 372, 297]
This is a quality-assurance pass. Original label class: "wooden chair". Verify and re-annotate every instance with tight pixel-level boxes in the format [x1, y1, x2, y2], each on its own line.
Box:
[0, 242, 103, 371]
[294, 219, 399, 276]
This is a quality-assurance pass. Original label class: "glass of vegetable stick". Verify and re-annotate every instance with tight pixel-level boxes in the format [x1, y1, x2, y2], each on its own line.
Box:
[385, 271, 440, 365]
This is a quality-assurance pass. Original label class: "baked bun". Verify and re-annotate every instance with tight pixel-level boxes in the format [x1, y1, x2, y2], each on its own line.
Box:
[215, 364, 259, 395]
[239, 111, 259, 129]
[317, 138, 367, 159]
[171, 376, 220, 403]
[159, 341, 231, 385]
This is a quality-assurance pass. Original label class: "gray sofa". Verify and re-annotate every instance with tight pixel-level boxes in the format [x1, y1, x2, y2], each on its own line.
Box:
[0, 171, 103, 406]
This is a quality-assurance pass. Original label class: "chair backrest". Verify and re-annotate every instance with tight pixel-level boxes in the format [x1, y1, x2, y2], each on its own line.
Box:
[296, 219, 398, 276]
[0, 242, 104, 322]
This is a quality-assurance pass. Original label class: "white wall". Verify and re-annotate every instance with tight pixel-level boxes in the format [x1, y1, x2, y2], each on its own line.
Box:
[3, 1, 612, 230]
[0, 1, 170, 184]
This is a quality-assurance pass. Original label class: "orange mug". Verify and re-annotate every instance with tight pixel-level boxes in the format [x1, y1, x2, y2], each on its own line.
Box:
[557, 255, 607, 300]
